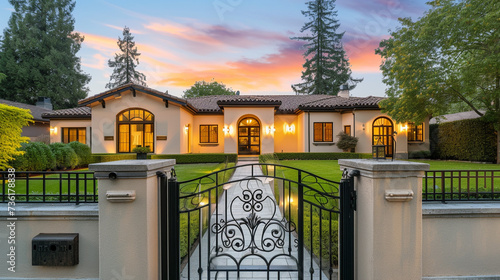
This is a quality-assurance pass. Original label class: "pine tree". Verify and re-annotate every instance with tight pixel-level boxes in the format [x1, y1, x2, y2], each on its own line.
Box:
[292, 0, 361, 95]
[0, 0, 91, 109]
[106, 27, 147, 89]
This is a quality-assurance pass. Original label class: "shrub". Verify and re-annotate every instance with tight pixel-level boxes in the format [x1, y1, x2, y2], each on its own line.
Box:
[336, 132, 358, 152]
[408, 150, 431, 159]
[50, 143, 79, 169]
[10, 142, 56, 171]
[132, 146, 151, 153]
[430, 118, 496, 162]
[0, 103, 32, 169]
[260, 152, 371, 162]
[151, 153, 237, 164]
[90, 153, 137, 163]
[68, 141, 91, 166]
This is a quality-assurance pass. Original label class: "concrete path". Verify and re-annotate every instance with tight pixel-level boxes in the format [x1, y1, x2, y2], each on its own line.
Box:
[180, 160, 334, 280]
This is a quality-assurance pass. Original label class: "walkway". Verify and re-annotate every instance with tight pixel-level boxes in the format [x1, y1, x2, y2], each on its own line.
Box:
[181, 159, 333, 280]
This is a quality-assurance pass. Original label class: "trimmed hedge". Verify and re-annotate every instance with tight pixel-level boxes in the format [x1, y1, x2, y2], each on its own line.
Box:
[430, 118, 496, 162]
[11, 142, 56, 171]
[90, 153, 137, 163]
[260, 152, 372, 161]
[50, 143, 79, 170]
[150, 153, 237, 164]
[68, 141, 92, 166]
[408, 150, 432, 159]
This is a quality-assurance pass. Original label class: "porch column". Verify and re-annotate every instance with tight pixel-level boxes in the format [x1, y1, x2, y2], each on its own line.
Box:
[89, 159, 175, 280]
[339, 159, 429, 280]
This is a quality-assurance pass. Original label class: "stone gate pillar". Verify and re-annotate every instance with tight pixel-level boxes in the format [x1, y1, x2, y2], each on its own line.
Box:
[89, 159, 175, 280]
[339, 159, 429, 280]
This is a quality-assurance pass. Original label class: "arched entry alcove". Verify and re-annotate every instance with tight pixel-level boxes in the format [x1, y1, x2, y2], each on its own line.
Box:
[238, 116, 260, 155]
[372, 117, 394, 157]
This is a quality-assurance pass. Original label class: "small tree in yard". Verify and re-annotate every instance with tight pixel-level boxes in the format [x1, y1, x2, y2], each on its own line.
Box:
[336, 132, 358, 152]
[106, 26, 147, 89]
[0, 104, 33, 169]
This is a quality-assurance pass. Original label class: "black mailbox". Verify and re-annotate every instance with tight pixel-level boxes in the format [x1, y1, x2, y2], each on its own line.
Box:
[32, 233, 79, 266]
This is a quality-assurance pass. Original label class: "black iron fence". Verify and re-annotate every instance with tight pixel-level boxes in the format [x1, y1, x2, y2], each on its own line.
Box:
[423, 170, 500, 202]
[0, 171, 97, 204]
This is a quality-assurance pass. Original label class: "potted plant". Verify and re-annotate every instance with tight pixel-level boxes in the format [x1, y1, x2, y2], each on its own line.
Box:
[132, 146, 151, 160]
[336, 132, 358, 152]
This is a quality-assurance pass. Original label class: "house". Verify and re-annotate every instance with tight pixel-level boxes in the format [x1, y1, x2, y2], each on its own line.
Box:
[0, 97, 53, 142]
[42, 83, 430, 158]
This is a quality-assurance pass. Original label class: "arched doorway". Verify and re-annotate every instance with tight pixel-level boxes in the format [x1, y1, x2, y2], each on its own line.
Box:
[238, 117, 260, 155]
[372, 117, 394, 157]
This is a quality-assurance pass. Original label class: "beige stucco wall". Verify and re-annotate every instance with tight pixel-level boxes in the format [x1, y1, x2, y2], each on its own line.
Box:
[89, 90, 187, 154]
[192, 115, 225, 153]
[422, 204, 500, 278]
[0, 205, 98, 279]
[49, 119, 91, 147]
[179, 107, 194, 154]
[223, 107, 275, 154]
[307, 112, 344, 152]
[297, 112, 307, 152]
[274, 114, 299, 153]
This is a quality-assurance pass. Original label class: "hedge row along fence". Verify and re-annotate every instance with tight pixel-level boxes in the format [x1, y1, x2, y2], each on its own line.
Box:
[11, 141, 91, 171]
[91, 153, 238, 164]
[260, 152, 372, 161]
[430, 118, 496, 163]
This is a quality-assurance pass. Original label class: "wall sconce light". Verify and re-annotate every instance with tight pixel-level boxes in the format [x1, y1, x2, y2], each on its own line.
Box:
[400, 124, 408, 132]
[223, 125, 234, 135]
[362, 124, 365, 131]
[285, 124, 295, 134]
[50, 126, 57, 134]
[184, 125, 189, 132]
[266, 126, 276, 135]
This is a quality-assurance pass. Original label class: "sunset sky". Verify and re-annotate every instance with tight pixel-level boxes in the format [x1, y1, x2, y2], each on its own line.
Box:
[0, 0, 428, 98]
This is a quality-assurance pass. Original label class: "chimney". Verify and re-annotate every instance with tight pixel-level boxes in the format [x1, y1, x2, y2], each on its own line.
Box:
[338, 84, 350, 98]
[36, 97, 53, 110]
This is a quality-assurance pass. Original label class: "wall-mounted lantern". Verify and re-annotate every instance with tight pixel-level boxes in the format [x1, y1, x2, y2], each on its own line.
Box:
[266, 126, 275, 135]
[50, 126, 58, 134]
[372, 137, 386, 160]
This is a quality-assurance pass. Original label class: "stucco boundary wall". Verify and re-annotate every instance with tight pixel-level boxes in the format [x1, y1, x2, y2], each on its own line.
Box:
[422, 203, 500, 279]
[0, 204, 99, 279]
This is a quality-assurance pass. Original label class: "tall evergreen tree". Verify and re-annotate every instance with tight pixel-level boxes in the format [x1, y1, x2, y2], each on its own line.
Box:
[0, 0, 90, 109]
[292, 0, 361, 95]
[106, 27, 147, 89]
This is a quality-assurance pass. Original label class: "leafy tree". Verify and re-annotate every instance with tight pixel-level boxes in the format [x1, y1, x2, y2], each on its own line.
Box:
[0, 104, 32, 169]
[0, 0, 90, 109]
[376, 0, 500, 162]
[183, 79, 236, 98]
[292, 0, 361, 95]
[106, 26, 147, 89]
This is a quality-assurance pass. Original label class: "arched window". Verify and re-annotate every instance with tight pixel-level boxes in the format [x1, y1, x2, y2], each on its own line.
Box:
[372, 117, 394, 157]
[117, 109, 154, 153]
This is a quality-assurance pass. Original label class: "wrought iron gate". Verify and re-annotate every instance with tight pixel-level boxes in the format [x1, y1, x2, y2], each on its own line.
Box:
[158, 163, 357, 280]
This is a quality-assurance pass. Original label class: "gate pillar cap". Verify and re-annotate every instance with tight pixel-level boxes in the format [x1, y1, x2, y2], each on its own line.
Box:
[89, 159, 176, 179]
[339, 159, 429, 179]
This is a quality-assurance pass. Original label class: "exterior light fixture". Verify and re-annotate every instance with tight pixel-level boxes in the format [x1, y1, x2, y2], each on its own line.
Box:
[285, 124, 295, 133]
[372, 137, 386, 160]
[223, 125, 233, 135]
[50, 127, 58, 134]
[400, 124, 408, 132]
[184, 125, 189, 132]
[266, 126, 275, 135]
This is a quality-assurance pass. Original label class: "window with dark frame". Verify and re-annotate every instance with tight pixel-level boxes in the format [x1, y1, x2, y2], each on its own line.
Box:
[407, 122, 423, 141]
[200, 125, 218, 143]
[62, 127, 86, 144]
[117, 109, 154, 153]
[313, 122, 333, 142]
[344, 125, 351, 136]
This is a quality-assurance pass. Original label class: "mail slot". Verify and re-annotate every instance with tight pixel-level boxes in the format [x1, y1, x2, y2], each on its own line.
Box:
[32, 233, 79, 266]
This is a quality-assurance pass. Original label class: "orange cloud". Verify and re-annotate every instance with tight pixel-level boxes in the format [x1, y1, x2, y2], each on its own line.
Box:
[82, 53, 108, 70]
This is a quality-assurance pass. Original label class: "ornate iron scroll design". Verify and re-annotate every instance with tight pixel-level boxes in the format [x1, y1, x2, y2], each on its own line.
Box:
[300, 172, 341, 213]
[211, 180, 297, 259]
